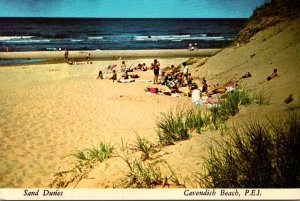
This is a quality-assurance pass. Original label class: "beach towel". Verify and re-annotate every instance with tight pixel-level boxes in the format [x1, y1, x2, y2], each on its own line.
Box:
[226, 83, 235, 87]
[207, 97, 219, 104]
[194, 99, 206, 105]
[149, 87, 158, 93]
[225, 86, 235, 92]
[191, 89, 201, 102]
[118, 79, 135, 83]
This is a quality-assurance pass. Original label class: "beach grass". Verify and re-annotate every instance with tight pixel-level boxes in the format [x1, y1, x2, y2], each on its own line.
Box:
[157, 107, 189, 145]
[167, 163, 186, 187]
[209, 88, 252, 129]
[252, 89, 270, 105]
[195, 110, 300, 188]
[124, 159, 164, 188]
[186, 107, 210, 134]
[71, 141, 114, 165]
[131, 134, 156, 160]
[157, 88, 252, 144]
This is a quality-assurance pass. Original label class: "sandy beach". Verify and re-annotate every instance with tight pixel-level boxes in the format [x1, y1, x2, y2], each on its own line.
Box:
[0, 53, 198, 187]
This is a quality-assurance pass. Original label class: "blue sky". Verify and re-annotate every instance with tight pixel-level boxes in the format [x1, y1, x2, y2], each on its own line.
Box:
[0, 0, 270, 18]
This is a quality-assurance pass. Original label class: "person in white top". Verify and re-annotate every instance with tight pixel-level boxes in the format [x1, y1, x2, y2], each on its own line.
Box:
[183, 62, 189, 85]
[189, 42, 193, 51]
[194, 42, 198, 50]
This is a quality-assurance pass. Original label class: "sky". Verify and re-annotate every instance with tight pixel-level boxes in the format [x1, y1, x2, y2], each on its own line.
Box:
[0, 0, 271, 18]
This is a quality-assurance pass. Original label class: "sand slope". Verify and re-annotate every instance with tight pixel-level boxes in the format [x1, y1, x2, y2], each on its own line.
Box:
[71, 17, 300, 188]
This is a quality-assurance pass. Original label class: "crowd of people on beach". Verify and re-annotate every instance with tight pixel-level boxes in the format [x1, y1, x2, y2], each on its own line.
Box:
[93, 54, 281, 105]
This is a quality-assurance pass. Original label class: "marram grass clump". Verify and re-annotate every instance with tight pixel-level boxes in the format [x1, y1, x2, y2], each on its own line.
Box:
[157, 107, 189, 145]
[196, 111, 300, 188]
[71, 141, 114, 165]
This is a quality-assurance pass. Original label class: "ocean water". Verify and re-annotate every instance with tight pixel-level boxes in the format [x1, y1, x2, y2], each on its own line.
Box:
[0, 17, 247, 51]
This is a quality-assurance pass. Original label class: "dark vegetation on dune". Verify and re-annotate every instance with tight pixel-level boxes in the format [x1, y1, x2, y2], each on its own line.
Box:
[233, 0, 300, 46]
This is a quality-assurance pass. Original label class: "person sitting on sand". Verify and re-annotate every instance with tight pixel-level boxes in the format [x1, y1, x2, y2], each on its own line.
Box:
[121, 61, 126, 72]
[175, 72, 184, 87]
[141, 63, 148, 71]
[187, 73, 193, 85]
[202, 79, 208, 93]
[158, 72, 166, 85]
[188, 82, 199, 97]
[164, 71, 175, 84]
[125, 64, 134, 73]
[122, 71, 129, 79]
[241, 72, 252, 79]
[171, 65, 177, 74]
[109, 70, 117, 82]
[97, 70, 104, 79]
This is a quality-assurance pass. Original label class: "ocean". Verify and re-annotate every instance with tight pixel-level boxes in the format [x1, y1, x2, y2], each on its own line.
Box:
[0, 17, 247, 51]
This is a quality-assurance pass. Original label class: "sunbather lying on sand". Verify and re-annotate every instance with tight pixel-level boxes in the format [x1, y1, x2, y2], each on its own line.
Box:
[134, 63, 143, 70]
[241, 72, 252, 79]
[130, 74, 140, 79]
[206, 87, 227, 96]
[259, 69, 279, 84]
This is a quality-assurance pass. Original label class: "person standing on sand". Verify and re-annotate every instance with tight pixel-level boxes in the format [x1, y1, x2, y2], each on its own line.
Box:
[86, 52, 91, 64]
[194, 42, 198, 50]
[64, 49, 69, 63]
[153, 59, 160, 84]
[183, 62, 189, 85]
[189, 42, 193, 51]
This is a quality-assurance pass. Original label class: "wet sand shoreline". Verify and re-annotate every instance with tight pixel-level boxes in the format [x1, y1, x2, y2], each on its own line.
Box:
[0, 48, 220, 60]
